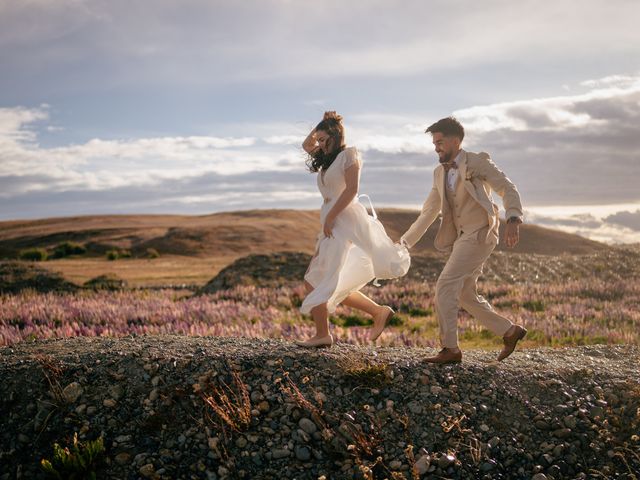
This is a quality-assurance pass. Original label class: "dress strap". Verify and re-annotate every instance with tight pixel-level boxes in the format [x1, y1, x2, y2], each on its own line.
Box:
[358, 194, 377, 220]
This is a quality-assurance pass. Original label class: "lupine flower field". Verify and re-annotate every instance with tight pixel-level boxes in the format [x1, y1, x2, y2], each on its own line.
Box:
[2, 278, 638, 348]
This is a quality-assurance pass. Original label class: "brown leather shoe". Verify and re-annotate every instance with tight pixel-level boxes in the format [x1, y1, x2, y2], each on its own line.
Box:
[498, 325, 527, 361]
[424, 348, 462, 364]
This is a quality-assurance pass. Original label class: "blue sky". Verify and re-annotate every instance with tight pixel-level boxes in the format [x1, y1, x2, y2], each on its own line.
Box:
[1, 0, 640, 243]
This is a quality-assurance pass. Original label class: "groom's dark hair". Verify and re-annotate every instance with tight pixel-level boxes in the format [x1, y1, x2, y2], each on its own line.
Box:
[426, 117, 465, 141]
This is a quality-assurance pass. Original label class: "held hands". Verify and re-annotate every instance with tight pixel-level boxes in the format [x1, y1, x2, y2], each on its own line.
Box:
[504, 222, 520, 248]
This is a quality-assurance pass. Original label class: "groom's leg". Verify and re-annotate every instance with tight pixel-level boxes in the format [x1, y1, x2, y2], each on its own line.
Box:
[459, 267, 513, 336]
[435, 233, 495, 348]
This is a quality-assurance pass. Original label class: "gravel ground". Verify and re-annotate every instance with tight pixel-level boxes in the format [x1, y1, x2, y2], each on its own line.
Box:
[1, 335, 639, 479]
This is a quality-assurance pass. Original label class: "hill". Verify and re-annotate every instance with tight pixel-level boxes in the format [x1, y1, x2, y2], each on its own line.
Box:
[1, 336, 638, 479]
[0, 209, 607, 260]
[0, 209, 610, 287]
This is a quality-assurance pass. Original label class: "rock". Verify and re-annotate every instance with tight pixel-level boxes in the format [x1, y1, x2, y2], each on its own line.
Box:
[430, 386, 443, 395]
[437, 453, 455, 469]
[389, 460, 403, 470]
[272, 448, 291, 459]
[109, 385, 124, 400]
[531, 474, 548, 480]
[139, 463, 156, 478]
[62, 382, 83, 403]
[18, 434, 30, 444]
[563, 415, 577, 429]
[298, 417, 317, 434]
[295, 446, 311, 461]
[553, 428, 572, 439]
[481, 460, 496, 472]
[115, 452, 131, 465]
[535, 420, 550, 430]
[235, 436, 247, 448]
[415, 455, 431, 475]
[103, 398, 117, 408]
[149, 389, 159, 401]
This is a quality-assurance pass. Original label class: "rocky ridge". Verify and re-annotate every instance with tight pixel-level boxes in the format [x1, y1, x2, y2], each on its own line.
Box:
[1, 336, 639, 479]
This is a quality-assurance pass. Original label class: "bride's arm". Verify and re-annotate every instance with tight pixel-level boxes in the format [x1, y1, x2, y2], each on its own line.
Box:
[323, 164, 359, 237]
[302, 128, 319, 155]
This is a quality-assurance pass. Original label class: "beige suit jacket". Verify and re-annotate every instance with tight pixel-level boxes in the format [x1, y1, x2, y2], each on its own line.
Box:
[401, 150, 523, 252]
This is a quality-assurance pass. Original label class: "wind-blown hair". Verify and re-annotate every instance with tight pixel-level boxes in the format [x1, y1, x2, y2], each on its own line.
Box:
[306, 115, 346, 173]
[425, 116, 465, 141]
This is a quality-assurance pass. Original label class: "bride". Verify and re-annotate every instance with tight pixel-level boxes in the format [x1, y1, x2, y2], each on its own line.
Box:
[296, 111, 410, 348]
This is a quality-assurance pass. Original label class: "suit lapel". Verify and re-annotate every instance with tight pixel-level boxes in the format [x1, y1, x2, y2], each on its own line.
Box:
[460, 150, 480, 201]
[436, 165, 447, 213]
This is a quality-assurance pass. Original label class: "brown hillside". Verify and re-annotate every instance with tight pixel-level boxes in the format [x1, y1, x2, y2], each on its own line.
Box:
[0, 210, 609, 286]
[0, 209, 607, 259]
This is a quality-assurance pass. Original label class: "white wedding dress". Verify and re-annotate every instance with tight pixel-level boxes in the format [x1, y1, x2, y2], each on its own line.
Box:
[301, 147, 410, 314]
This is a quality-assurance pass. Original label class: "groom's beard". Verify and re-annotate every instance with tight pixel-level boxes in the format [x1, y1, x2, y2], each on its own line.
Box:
[438, 151, 453, 164]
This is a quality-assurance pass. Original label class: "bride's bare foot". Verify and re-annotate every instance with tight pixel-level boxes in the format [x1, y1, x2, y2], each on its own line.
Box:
[370, 306, 394, 342]
[294, 334, 334, 348]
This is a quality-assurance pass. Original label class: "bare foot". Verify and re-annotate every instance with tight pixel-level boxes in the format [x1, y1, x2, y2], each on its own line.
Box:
[370, 306, 394, 342]
[294, 335, 334, 348]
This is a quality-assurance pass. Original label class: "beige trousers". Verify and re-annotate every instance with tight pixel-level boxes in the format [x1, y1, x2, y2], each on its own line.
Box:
[435, 230, 513, 348]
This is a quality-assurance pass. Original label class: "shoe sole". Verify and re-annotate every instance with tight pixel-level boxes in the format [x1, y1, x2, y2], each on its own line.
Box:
[498, 328, 527, 361]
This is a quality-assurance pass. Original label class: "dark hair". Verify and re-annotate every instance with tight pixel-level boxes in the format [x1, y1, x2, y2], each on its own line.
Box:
[425, 116, 465, 141]
[306, 117, 346, 173]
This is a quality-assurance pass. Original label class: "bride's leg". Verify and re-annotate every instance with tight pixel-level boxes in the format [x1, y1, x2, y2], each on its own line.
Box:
[341, 291, 386, 318]
[342, 291, 394, 342]
[310, 302, 330, 338]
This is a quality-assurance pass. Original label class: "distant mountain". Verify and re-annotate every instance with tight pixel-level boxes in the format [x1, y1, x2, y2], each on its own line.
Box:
[0, 209, 609, 260]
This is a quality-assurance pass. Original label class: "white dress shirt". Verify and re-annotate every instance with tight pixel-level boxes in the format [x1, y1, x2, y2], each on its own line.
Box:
[446, 150, 463, 191]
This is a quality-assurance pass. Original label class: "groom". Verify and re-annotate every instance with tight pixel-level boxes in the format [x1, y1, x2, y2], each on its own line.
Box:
[401, 117, 527, 364]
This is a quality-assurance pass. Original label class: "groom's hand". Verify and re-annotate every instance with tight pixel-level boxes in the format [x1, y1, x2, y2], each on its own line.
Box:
[504, 222, 520, 248]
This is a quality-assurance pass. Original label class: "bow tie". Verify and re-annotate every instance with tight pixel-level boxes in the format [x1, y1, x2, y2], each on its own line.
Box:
[442, 162, 458, 172]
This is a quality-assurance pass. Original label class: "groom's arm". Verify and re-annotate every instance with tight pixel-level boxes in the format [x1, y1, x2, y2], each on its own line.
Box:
[472, 153, 523, 221]
[400, 177, 441, 248]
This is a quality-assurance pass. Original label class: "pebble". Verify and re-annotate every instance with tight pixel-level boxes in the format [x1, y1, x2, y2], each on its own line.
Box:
[139, 463, 155, 478]
[415, 455, 431, 475]
[531, 474, 548, 480]
[298, 418, 317, 434]
[115, 452, 131, 465]
[437, 454, 455, 468]
[62, 382, 83, 403]
[271, 448, 291, 459]
[149, 388, 159, 401]
[103, 398, 117, 408]
[295, 446, 311, 461]
[553, 428, 572, 439]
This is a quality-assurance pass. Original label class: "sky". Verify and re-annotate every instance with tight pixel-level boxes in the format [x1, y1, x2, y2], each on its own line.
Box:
[1, 0, 639, 244]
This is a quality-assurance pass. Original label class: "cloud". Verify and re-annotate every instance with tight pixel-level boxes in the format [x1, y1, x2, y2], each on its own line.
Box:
[2, 72, 640, 244]
[605, 210, 640, 231]
[2, 0, 640, 89]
